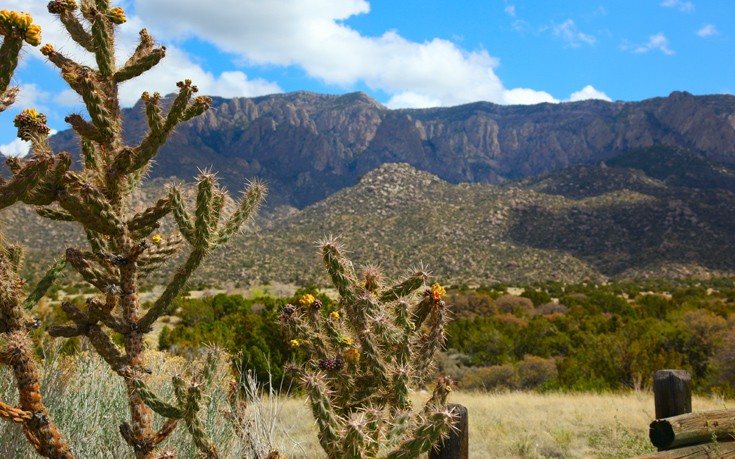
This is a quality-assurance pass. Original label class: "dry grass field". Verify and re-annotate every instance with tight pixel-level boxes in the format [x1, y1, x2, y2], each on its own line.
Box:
[270, 390, 730, 459]
[1, 351, 730, 458]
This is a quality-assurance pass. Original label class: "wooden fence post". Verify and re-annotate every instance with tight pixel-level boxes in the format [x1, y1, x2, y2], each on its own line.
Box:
[430, 403, 468, 459]
[653, 370, 692, 420]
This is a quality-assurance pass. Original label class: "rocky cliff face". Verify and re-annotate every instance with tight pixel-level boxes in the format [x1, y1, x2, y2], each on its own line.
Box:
[48, 90, 735, 208]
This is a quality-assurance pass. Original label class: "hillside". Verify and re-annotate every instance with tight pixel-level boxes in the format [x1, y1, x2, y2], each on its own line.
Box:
[4, 153, 735, 285]
[44, 91, 735, 210]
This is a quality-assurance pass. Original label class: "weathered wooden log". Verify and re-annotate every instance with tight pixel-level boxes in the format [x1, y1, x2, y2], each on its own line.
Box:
[638, 439, 735, 458]
[649, 409, 735, 450]
[654, 370, 692, 420]
[430, 403, 468, 459]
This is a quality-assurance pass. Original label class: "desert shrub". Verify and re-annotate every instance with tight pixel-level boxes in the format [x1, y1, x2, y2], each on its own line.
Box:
[515, 355, 558, 389]
[462, 363, 517, 391]
[495, 294, 535, 317]
[521, 289, 552, 307]
[460, 355, 557, 391]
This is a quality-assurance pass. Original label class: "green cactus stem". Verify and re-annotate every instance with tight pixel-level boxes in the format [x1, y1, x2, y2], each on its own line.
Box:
[21, 257, 66, 310]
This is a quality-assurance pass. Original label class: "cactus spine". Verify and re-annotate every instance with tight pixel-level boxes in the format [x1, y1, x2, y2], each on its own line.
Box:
[280, 239, 456, 458]
[1, 2, 265, 458]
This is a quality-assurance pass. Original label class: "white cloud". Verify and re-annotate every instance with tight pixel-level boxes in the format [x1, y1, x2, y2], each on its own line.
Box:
[15, 84, 54, 112]
[0, 138, 31, 157]
[697, 24, 719, 37]
[118, 46, 282, 106]
[549, 20, 597, 47]
[4, 0, 282, 108]
[633, 33, 674, 55]
[568, 85, 611, 102]
[134, 0, 558, 107]
[0, 130, 57, 157]
[386, 92, 442, 109]
[504, 5, 516, 17]
[660, 0, 695, 12]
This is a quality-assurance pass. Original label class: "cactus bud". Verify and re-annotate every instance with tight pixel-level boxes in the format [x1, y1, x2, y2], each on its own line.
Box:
[108, 7, 126, 24]
[13, 109, 50, 141]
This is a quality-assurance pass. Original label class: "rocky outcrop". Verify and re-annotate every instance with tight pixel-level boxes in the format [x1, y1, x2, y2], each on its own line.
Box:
[47, 90, 735, 208]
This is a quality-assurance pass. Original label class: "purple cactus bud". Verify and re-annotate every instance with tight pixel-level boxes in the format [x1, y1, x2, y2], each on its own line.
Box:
[312, 299, 323, 310]
[318, 356, 345, 372]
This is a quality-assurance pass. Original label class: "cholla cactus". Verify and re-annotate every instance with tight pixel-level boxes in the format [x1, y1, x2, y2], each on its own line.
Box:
[0, 2, 265, 458]
[280, 238, 456, 459]
[0, 10, 73, 459]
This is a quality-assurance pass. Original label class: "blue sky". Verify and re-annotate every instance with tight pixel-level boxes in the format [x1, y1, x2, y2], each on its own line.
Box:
[1, 0, 733, 155]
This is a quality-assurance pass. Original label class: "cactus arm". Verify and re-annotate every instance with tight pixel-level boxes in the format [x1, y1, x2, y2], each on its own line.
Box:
[169, 186, 195, 244]
[90, 2, 115, 77]
[216, 180, 266, 245]
[0, 331, 72, 458]
[131, 378, 185, 419]
[60, 11, 93, 51]
[384, 407, 456, 459]
[0, 400, 31, 423]
[138, 247, 206, 331]
[77, 69, 116, 142]
[127, 196, 171, 233]
[65, 113, 107, 143]
[65, 248, 116, 291]
[86, 324, 127, 373]
[35, 207, 75, 222]
[153, 418, 179, 445]
[137, 234, 183, 277]
[0, 36, 23, 111]
[411, 295, 434, 330]
[115, 45, 165, 83]
[299, 369, 342, 458]
[320, 239, 357, 301]
[47, 324, 86, 337]
[124, 82, 211, 175]
[0, 156, 53, 210]
[193, 172, 216, 248]
[80, 139, 100, 173]
[413, 300, 449, 384]
[378, 270, 428, 303]
[21, 257, 66, 310]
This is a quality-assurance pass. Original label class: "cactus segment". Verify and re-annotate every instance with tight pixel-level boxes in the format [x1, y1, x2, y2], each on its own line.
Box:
[21, 257, 66, 310]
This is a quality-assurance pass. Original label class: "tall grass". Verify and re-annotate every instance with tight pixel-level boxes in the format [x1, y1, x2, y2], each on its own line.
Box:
[1, 349, 731, 458]
[0, 349, 314, 458]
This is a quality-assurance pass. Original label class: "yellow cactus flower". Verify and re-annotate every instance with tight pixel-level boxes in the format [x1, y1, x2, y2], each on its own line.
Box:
[444, 385, 453, 393]
[151, 234, 162, 245]
[344, 348, 360, 364]
[339, 336, 351, 346]
[24, 23, 41, 46]
[329, 311, 340, 320]
[431, 283, 446, 300]
[298, 294, 315, 307]
[289, 339, 300, 349]
[40, 43, 54, 56]
[109, 7, 126, 24]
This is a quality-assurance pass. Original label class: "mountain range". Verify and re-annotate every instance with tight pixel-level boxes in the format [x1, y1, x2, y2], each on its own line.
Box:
[5, 91, 735, 285]
[48, 90, 735, 210]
